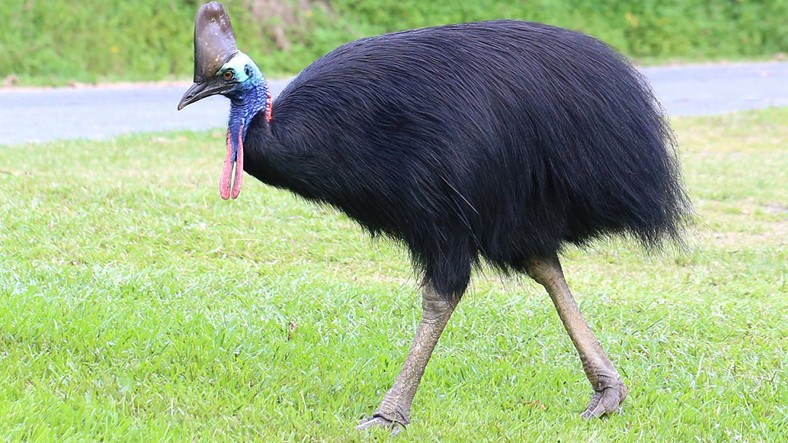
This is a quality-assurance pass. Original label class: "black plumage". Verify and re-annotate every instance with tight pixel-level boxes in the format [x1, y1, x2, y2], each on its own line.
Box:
[244, 21, 687, 297]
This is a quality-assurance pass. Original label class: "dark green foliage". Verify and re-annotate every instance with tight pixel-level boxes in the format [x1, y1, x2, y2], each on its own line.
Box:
[0, 0, 785, 84]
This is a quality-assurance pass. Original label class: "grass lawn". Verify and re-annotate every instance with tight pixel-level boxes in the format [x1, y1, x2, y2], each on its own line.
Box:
[0, 108, 785, 441]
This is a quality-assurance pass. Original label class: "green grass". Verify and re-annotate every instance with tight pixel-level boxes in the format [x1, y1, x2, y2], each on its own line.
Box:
[1, 0, 786, 85]
[1, 108, 786, 441]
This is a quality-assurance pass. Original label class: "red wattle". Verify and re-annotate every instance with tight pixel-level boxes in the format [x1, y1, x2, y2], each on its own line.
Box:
[220, 129, 233, 200]
[231, 124, 244, 199]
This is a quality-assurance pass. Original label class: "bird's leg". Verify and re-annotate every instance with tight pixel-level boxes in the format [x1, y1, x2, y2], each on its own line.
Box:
[357, 282, 458, 434]
[526, 254, 627, 418]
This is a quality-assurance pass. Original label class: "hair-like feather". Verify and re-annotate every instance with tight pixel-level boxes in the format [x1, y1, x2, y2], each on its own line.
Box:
[241, 20, 690, 297]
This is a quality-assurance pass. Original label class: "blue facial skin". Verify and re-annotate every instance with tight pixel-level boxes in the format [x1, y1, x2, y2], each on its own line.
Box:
[220, 52, 268, 161]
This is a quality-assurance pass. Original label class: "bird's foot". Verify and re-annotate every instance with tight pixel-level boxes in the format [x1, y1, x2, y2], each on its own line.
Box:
[356, 412, 407, 435]
[580, 380, 628, 419]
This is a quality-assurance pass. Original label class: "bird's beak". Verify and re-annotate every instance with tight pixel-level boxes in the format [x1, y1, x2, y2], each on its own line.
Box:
[177, 79, 231, 110]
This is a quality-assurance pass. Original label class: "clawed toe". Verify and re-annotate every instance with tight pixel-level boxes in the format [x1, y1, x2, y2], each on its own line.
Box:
[356, 414, 406, 435]
[580, 382, 628, 419]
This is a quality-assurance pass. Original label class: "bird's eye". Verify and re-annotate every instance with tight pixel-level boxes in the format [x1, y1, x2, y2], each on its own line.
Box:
[245, 66, 251, 76]
[223, 70, 234, 81]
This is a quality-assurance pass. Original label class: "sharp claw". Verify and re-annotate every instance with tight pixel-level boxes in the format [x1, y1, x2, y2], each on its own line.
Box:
[581, 383, 627, 419]
[581, 404, 604, 419]
[391, 423, 404, 436]
[356, 415, 406, 435]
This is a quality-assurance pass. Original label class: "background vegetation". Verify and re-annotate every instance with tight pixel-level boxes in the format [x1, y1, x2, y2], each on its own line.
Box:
[1, 0, 786, 85]
[1, 107, 785, 440]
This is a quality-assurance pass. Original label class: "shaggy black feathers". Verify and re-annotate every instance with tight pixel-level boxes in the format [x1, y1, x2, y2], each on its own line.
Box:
[242, 20, 689, 297]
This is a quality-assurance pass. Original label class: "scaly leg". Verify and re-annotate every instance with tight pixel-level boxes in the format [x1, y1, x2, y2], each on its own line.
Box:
[526, 254, 627, 418]
[357, 282, 458, 434]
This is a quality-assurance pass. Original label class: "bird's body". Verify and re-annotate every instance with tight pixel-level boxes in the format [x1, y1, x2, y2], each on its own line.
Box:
[179, 3, 689, 432]
[243, 20, 685, 297]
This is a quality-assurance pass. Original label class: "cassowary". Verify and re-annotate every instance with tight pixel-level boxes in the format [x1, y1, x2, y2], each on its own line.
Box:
[178, 2, 688, 432]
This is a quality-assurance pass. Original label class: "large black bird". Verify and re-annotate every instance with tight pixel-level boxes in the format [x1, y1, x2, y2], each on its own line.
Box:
[178, 2, 688, 432]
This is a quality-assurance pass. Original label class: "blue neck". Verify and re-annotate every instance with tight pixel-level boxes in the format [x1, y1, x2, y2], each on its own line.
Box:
[228, 80, 268, 145]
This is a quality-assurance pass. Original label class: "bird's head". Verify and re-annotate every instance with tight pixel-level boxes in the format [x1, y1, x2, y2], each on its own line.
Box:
[177, 2, 270, 200]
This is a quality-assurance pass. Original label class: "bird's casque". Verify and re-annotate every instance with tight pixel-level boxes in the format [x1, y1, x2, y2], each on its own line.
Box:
[193, 2, 238, 83]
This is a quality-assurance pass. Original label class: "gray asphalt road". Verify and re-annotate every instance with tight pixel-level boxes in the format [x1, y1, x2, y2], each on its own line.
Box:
[0, 62, 785, 146]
